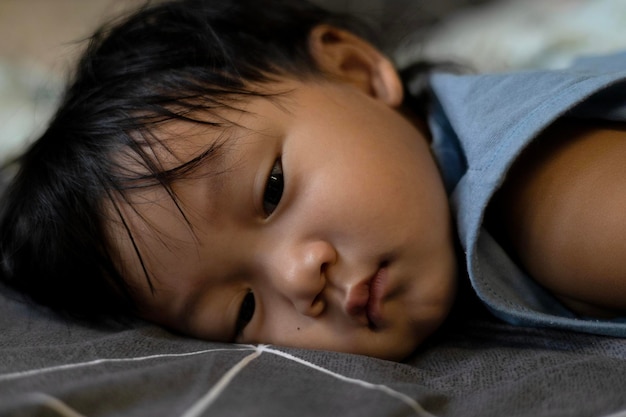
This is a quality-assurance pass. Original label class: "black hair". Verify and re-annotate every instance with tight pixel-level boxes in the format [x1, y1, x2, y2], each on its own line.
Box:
[0, 0, 435, 321]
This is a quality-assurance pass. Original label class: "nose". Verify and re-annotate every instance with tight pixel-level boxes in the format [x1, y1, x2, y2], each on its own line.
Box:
[266, 239, 337, 317]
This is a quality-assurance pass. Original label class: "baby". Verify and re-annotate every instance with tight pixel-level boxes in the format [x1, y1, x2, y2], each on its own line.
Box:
[2, 0, 626, 361]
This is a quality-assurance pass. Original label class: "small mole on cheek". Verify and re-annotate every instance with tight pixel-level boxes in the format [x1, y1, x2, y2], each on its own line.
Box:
[297, 327, 301, 331]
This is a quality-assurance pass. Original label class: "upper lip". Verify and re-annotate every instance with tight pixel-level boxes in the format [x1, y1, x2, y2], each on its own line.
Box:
[344, 267, 384, 327]
[366, 267, 387, 328]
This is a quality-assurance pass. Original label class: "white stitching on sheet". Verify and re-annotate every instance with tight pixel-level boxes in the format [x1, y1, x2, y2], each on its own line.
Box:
[4, 344, 437, 417]
[601, 410, 626, 417]
[19, 393, 87, 417]
[180, 349, 263, 417]
[258, 345, 438, 417]
[0, 346, 255, 382]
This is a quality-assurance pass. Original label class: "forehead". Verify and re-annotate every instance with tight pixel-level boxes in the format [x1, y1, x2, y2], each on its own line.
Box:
[107, 122, 232, 272]
[104, 91, 288, 297]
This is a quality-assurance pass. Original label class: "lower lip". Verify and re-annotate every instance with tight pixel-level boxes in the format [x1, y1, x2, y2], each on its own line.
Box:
[366, 267, 388, 328]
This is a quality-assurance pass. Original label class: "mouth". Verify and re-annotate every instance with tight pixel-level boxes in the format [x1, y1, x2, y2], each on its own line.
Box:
[366, 264, 388, 329]
[344, 262, 390, 328]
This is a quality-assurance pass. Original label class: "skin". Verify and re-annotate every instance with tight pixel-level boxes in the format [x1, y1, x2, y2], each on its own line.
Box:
[108, 26, 458, 361]
[489, 119, 626, 318]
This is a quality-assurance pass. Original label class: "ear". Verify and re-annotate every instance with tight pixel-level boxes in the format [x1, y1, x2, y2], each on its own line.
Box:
[308, 25, 403, 107]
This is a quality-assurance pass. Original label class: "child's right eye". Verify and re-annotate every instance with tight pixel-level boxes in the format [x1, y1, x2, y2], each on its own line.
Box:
[235, 290, 255, 336]
[262, 159, 283, 216]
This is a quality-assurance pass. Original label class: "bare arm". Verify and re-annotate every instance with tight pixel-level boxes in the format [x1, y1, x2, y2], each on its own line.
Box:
[488, 119, 626, 317]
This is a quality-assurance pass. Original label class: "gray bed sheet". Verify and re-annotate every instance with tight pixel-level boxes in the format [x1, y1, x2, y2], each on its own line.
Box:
[2, 282, 626, 417]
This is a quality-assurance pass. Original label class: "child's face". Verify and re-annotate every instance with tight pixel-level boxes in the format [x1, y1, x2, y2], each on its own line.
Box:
[110, 76, 457, 361]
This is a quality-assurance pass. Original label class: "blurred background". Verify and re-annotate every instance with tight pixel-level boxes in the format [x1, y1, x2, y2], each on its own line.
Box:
[1, 0, 626, 162]
[0, 0, 146, 162]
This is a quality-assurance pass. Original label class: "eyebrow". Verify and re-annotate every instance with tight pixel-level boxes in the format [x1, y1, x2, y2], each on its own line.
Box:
[107, 126, 236, 295]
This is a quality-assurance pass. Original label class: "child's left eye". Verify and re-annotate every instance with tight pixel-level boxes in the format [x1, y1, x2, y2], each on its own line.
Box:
[234, 290, 255, 338]
[262, 159, 283, 216]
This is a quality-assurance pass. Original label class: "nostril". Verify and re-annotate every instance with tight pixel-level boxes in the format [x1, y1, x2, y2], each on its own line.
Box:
[320, 261, 330, 276]
[309, 294, 325, 316]
[312, 293, 322, 304]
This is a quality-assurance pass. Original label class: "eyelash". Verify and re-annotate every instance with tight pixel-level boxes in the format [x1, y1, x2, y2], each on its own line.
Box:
[262, 158, 284, 217]
[235, 291, 255, 336]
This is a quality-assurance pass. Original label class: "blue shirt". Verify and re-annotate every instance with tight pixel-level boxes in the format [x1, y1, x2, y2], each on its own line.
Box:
[424, 52, 626, 336]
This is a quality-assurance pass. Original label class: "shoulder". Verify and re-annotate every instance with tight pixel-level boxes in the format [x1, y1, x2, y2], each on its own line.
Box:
[488, 118, 626, 316]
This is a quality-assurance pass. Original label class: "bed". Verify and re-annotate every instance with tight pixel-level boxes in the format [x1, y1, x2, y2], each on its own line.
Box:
[3, 283, 626, 416]
[3, 1, 626, 416]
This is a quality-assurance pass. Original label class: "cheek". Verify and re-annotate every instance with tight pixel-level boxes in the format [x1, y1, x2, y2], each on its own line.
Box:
[258, 305, 420, 360]
[258, 305, 344, 349]
[278, 326, 419, 361]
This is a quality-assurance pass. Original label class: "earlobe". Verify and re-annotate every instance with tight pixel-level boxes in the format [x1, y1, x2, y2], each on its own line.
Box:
[308, 25, 403, 107]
